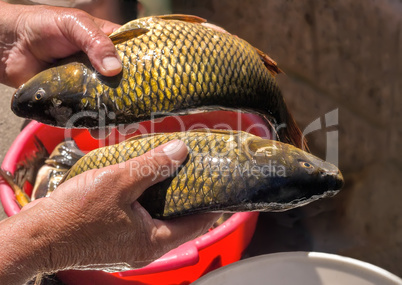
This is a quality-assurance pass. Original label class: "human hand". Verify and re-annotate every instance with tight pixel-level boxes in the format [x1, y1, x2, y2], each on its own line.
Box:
[0, 140, 219, 284]
[0, 1, 122, 87]
[30, 139, 219, 271]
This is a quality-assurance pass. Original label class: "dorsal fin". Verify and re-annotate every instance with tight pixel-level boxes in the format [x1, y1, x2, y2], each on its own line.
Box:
[255, 48, 283, 76]
[109, 28, 149, 45]
[156, 14, 207, 24]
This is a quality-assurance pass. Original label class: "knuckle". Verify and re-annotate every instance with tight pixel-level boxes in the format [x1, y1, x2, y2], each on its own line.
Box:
[149, 150, 172, 168]
[142, 156, 161, 178]
[71, 9, 90, 18]
[56, 8, 109, 50]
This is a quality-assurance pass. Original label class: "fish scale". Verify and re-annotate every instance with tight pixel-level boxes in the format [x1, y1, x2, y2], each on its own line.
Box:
[61, 131, 254, 218]
[60, 130, 344, 219]
[99, 17, 271, 122]
[13, 15, 305, 148]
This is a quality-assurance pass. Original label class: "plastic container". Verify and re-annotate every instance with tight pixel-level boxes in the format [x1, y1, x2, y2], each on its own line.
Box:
[193, 252, 402, 285]
[0, 111, 272, 285]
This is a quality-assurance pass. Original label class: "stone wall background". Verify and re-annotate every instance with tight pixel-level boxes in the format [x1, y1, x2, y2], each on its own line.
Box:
[171, 0, 402, 276]
[0, 0, 401, 278]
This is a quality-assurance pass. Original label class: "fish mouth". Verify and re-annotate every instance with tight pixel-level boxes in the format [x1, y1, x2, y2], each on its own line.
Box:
[255, 169, 344, 208]
[301, 152, 344, 191]
[320, 168, 344, 191]
[11, 83, 39, 116]
[11, 86, 23, 115]
[11, 90, 58, 126]
[11, 87, 32, 119]
[330, 171, 344, 191]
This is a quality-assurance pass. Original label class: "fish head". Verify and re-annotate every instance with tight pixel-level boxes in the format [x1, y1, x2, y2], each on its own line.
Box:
[11, 62, 93, 127]
[246, 137, 344, 207]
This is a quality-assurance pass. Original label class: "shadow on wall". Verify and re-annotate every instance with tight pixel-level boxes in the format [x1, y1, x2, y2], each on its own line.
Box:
[171, 0, 402, 277]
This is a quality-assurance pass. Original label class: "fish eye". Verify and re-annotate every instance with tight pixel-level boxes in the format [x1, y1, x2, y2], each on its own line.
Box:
[34, 88, 46, 101]
[299, 161, 314, 169]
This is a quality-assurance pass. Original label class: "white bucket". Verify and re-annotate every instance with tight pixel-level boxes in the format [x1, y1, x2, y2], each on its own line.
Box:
[193, 252, 402, 285]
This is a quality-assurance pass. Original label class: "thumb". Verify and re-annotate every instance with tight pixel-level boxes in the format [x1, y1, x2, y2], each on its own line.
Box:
[59, 11, 122, 76]
[110, 139, 189, 203]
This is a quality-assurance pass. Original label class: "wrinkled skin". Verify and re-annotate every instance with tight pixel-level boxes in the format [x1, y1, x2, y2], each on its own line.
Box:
[0, 140, 219, 285]
[0, 1, 122, 87]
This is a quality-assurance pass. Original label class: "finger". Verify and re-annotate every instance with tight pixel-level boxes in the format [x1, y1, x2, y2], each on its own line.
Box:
[111, 139, 189, 202]
[153, 213, 222, 247]
[58, 11, 122, 76]
[93, 17, 121, 35]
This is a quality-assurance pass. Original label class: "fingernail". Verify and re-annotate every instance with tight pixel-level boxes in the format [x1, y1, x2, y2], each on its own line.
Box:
[163, 140, 188, 163]
[102, 56, 122, 72]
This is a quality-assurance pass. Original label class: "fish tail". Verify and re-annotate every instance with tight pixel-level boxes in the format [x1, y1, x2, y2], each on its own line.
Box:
[0, 168, 31, 207]
[256, 47, 307, 150]
[255, 48, 283, 76]
[278, 104, 309, 151]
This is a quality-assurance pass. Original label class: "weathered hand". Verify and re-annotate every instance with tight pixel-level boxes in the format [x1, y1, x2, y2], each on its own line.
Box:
[0, 140, 219, 284]
[44, 139, 219, 271]
[0, 1, 122, 87]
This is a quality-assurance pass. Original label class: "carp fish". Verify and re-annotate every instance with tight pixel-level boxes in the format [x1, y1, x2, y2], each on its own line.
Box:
[31, 140, 85, 200]
[60, 130, 343, 219]
[11, 14, 305, 149]
[0, 140, 84, 206]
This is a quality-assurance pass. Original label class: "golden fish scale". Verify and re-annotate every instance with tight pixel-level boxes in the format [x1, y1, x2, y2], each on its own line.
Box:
[64, 131, 259, 218]
[98, 17, 278, 120]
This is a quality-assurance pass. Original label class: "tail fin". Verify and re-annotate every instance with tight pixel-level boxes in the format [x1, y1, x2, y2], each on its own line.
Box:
[279, 104, 309, 151]
[254, 47, 306, 149]
[0, 168, 31, 207]
[255, 48, 283, 76]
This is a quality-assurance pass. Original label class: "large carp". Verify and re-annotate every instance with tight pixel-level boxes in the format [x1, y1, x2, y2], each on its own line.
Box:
[60, 130, 343, 219]
[12, 15, 305, 148]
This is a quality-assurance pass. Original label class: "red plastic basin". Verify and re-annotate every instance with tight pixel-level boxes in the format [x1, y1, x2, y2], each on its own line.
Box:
[0, 111, 271, 284]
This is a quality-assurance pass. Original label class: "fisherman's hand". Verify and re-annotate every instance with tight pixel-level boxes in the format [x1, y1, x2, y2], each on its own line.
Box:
[0, 1, 122, 87]
[18, 140, 218, 276]
[0, 140, 218, 284]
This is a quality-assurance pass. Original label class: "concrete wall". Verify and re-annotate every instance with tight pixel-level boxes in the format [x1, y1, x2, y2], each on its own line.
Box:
[172, 0, 402, 276]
